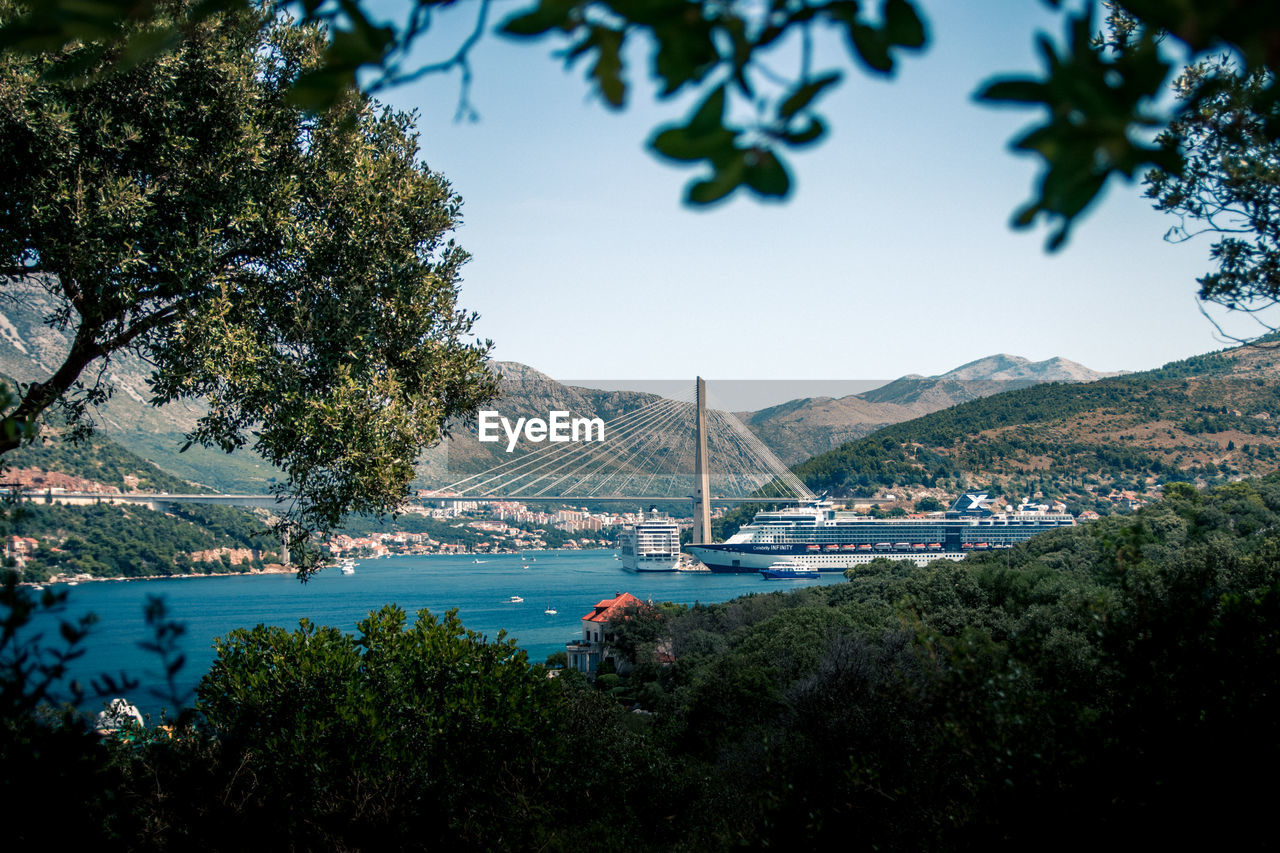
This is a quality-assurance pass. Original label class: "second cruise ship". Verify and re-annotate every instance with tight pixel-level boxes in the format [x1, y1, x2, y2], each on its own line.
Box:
[685, 493, 1075, 573]
[619, 508, 683, 572]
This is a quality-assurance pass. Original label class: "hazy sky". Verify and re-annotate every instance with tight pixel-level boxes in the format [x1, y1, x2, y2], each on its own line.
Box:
[373, 1, 1276, 383]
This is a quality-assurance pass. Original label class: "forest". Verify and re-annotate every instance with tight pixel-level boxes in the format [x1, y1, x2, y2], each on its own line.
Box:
[4, 474, 1279, 849]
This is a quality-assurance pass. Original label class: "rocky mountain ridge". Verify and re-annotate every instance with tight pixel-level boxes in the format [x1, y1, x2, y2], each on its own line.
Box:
[0, 278, 1127, 486]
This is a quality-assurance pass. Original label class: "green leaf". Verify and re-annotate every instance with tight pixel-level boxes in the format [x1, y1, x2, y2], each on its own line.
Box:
[325, 25, 395, 69]
[687, 152, 747, 204]
[977, 78, 1048, 105]
[1011, 201, 1039, 229]
[689, 85, 727, 137]
[743, 149, 791, 197]
[687, 174, 737, 204]
[649, 125, 736, 162]
[848, 23, 893, 74]
[776, 117, 827, 147]
[884, 0, 927, 48]
[779, 72, 842, 121]
[288, 68, 356, 112]
[652, 20, 718, 95]
[500, 0, 573, 37]
[588, 27, 626, 108]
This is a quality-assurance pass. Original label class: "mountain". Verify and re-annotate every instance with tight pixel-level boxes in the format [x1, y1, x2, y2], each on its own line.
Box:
[0, 277, 1130, 490]
[417, 361, 671, 488]
[736, 395, 923, 467]
[742, 354, 1124, 464]
[0, 279, 270, 492]
[936, 353, 1119, 382]
[791, 342, 1280, 514]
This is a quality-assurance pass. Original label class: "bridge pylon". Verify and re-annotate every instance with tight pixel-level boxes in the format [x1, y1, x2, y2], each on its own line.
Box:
[692, 376, 713, 544]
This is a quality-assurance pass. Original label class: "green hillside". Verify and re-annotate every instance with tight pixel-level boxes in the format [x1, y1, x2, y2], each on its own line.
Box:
[4, 430, 202, 493]
[1, 429, 281, 581]
[792, 344, 1276, 510]
[3, 502, 277, 581]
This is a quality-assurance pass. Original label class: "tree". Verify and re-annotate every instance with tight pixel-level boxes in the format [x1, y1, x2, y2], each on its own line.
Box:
[193, 605, 565, 849]
[1144, 58, 1280, 322]
[0, 1, 497, 571]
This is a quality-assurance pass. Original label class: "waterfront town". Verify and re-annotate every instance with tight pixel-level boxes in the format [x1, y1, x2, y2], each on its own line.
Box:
[321, 493, 721, 560]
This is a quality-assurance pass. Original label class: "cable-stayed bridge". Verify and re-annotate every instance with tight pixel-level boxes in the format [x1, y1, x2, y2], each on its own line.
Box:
[17, 379, 814, 551]
[438, 378, 815, 542]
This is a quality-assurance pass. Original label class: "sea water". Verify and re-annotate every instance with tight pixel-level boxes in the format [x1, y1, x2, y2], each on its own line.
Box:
[18, 550, 846, 718]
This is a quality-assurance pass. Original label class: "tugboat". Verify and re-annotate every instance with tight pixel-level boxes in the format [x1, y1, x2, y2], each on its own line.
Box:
[758, 558, 819, 581]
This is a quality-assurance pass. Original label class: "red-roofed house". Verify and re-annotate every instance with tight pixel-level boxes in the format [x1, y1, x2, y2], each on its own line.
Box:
[566, 592, 647, 675]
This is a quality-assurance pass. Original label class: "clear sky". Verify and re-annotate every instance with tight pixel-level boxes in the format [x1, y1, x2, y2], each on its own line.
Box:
[372, 1, 1277, 383]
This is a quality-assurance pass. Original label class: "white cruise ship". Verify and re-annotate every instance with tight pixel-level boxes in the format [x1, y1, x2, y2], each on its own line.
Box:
[686, 493, 1075, 573]
[619, 508, 682, 572]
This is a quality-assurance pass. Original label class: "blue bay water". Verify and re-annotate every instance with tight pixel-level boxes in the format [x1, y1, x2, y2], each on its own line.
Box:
[21, 550, 846, 718]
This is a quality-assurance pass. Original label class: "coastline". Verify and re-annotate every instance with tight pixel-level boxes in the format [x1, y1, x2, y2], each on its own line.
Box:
[16, 547, 604, 587]
[19, 563, 296, 587]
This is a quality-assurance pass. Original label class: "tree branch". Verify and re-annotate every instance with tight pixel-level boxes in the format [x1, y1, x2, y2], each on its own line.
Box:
[374, 0, 492, 122]
[0, 289, 203, 455]
[0, 320, 106, 455]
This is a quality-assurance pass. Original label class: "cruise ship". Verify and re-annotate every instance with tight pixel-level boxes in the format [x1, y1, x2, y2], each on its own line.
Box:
[619, 509, 683, 572]
[685, 493, 1075, 573]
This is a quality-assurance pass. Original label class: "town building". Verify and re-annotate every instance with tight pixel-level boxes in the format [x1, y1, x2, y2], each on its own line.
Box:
[565, 591, 646, 675]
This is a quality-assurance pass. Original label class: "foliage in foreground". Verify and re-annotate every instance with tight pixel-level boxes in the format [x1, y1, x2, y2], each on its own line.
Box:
[6, 476, 1280, 849]
[620, 477, 1280, 848]
[79, 605, 674, 851]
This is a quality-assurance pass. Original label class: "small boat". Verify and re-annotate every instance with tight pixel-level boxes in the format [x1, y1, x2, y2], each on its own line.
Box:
[544, 606, 557, 615]
[759, 558, 819, 580]
[340, 559, 356, 575]
[509, 595, 524, 603]
[473, 558, 487, 564]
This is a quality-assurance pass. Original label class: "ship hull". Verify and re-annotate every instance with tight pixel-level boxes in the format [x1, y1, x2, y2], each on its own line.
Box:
[625, 555, 679, 573]
[687, 543, 963, 573]
[760, 568, 819, 580]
